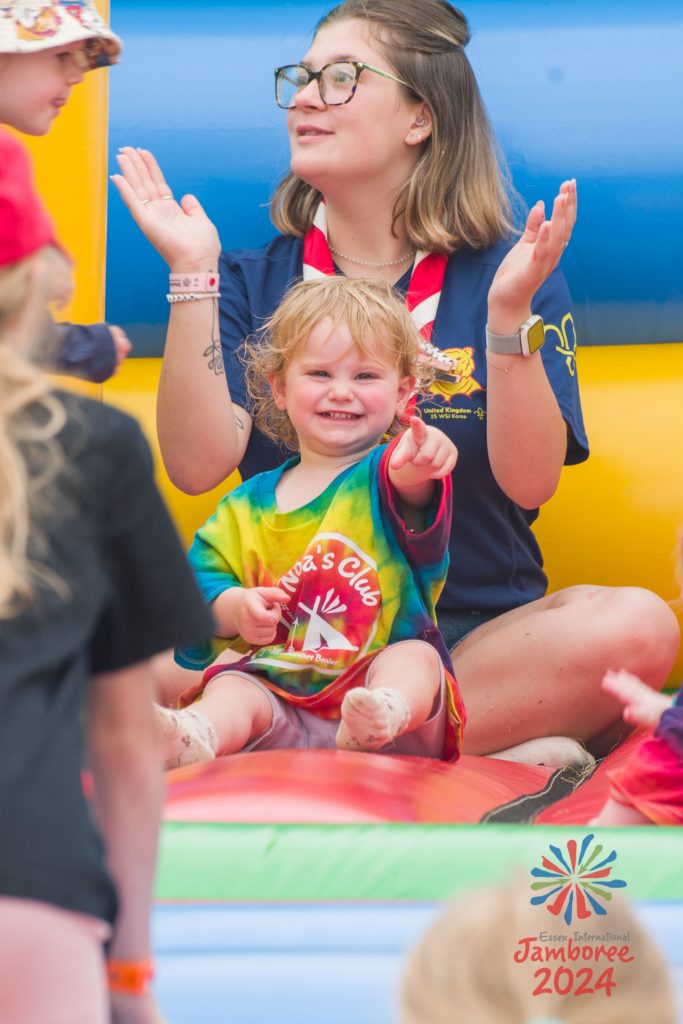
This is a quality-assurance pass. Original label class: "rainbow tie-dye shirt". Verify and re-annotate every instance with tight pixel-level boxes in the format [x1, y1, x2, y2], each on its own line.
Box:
[177, 441, 453, 707]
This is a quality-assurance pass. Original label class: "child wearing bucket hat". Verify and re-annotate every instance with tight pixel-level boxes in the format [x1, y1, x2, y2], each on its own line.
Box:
[0, 0, 121, 63]
[0, 0, 130, 382]
[0, 127, 212, 1024]
[0, 0, 122, 135]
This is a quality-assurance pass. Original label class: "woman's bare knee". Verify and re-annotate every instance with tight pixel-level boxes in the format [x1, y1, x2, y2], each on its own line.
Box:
[583, 587, 679, 686]
[537, 584, 678, 687]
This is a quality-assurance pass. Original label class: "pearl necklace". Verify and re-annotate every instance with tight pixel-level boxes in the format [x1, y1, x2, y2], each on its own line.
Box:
[329, 244, 415, 268]
[327, 239, 458, 375]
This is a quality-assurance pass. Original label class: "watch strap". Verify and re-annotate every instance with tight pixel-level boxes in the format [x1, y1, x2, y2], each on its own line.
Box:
[485, 326, 523, 355]
[486, 315, 545, 357]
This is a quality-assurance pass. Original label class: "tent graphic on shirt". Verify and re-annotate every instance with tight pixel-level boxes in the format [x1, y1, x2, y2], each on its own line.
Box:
[254, 532, 381, 677]
[296, 589, 359, 652]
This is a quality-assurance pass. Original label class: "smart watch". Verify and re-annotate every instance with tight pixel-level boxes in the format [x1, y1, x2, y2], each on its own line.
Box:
[485, 314, 545, 357]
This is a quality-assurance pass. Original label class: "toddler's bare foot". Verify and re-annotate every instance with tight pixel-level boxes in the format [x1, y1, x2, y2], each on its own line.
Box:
[156, 704, 218, 770]
[489, 736, 596, 770]
[336, 687, 411, 752]
[601, 669, 672, 729]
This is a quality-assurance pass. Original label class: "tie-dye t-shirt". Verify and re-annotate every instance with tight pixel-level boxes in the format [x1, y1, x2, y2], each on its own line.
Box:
[177, 440, 453, 704]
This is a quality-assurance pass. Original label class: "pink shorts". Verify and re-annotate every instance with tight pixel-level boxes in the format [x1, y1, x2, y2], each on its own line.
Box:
[234, 644, 454, 759]
[0, 897, 111, 1024]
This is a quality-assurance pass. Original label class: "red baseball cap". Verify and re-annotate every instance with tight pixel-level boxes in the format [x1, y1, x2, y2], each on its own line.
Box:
[0, 129, 62, 268]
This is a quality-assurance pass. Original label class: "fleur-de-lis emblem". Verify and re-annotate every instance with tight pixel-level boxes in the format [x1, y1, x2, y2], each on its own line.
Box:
[544, 313, 577, 377]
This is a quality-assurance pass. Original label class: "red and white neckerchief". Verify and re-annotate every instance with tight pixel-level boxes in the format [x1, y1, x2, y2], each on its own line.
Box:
[302, 201, 458, 374]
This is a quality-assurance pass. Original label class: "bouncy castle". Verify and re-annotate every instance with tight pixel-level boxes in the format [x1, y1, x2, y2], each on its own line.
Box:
[24, 0, 683, 1019]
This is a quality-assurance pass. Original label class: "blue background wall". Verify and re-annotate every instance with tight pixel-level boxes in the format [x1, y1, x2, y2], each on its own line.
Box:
[106, 0, 683, 355]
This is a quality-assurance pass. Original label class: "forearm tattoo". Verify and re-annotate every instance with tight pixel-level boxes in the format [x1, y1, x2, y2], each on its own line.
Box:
[202, 296, 224, 376]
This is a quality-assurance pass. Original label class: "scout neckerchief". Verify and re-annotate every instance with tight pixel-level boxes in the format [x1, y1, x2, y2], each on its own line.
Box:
[302, 200, 458, 374]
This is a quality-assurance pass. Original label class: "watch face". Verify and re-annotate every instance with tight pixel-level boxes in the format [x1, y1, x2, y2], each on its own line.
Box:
[527, 317, 545, 355]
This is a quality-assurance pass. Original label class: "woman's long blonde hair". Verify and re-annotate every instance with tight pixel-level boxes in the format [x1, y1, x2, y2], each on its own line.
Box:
[401, 879, 676, 1024]
[0, 250, 67, 618]
[271, 0, 517, 253]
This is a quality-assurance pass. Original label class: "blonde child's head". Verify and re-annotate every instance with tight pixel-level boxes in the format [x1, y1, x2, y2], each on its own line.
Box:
[0, 1, 122, 135]
[246, 276, 428, 451]
[401, 879, 675, 1024]
[0, 129, 70, 617]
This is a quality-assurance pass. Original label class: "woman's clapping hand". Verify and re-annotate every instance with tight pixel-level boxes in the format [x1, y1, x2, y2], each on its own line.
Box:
[111, 147, 221, 271]
[487, 178, 577, 333]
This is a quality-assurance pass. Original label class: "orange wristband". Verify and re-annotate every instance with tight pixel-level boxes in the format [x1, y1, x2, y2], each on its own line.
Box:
[106, 958, 154, 996]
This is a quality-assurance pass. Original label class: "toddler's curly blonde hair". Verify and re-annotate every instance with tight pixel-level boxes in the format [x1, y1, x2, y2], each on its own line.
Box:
[245, 277, 430, 451]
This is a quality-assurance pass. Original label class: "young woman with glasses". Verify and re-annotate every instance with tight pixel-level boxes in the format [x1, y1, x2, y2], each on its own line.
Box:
[113, 0, 679, 765]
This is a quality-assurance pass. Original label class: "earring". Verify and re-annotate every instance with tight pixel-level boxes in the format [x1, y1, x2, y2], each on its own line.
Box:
[415, 116, 426, 126]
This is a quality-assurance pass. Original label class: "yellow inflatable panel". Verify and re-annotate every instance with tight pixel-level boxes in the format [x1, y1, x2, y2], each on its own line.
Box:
[102, 359, 240, 542]
[15, 0, 110, 328]
[103, 343, 683, 684]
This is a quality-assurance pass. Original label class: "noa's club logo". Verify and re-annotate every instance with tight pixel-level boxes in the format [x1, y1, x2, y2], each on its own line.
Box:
[530, 834, 627, 925]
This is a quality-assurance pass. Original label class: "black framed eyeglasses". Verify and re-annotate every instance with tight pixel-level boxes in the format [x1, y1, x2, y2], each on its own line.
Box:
[274, 61, 409, 109]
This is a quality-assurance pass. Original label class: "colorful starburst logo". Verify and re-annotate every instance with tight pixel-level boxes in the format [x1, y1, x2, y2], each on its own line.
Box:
[530, 834, 627, 925]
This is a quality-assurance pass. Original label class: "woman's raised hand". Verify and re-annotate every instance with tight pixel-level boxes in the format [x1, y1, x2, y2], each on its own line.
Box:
[487, 179, 577, 334]
[111, 147, 221, 271]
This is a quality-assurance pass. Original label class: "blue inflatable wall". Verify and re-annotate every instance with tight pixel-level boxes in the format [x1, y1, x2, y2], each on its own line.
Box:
[106, 0, 683, 355]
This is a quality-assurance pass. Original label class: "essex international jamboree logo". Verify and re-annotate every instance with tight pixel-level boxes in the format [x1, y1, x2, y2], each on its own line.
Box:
[530, 834, 627, 925]
[514, 835, 633, 1001]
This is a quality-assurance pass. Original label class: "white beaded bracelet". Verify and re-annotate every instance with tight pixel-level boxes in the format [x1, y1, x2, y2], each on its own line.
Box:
[166, 292, 221, 303]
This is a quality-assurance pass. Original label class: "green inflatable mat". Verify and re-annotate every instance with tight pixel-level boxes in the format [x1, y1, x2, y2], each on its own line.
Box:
[156, 823, 683, 903]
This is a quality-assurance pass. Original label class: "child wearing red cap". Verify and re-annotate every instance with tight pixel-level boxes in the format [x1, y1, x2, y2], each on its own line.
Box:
[0, 0, 132, 383]
[0, 128, 212, 1024]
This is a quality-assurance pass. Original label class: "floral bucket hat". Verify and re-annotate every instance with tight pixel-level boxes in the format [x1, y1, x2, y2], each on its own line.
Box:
[0, 0, 122, 68]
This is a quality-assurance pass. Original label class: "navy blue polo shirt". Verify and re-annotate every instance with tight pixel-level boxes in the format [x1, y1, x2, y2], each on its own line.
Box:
[218, 234, 588, 614]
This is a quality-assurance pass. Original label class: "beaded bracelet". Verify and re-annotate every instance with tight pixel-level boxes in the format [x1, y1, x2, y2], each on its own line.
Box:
[166, 292, 221, 303]
[169, 272, 219, 293]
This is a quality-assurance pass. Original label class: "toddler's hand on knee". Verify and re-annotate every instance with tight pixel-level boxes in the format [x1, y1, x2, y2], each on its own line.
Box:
[237, 587, 289, 646]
